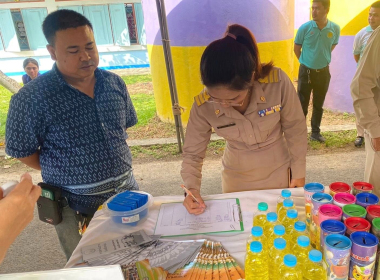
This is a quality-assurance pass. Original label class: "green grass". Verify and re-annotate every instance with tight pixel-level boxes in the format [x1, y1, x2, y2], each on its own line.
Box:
[0, 86, 12, 140]
[121, 74, 152, 85]
[130, 94, 156, 127]
[308, 130, 357, 149]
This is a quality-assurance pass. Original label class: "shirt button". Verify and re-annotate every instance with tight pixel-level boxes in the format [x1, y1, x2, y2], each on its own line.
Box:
[102, 123, 105, 127]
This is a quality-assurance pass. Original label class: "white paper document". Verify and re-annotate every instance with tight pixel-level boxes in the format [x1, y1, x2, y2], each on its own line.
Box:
[154, 198, 243, 236]
[0, 265, 124, 280]
[81, 230, 152, 261]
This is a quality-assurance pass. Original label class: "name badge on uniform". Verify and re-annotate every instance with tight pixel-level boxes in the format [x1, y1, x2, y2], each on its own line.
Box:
[258, 104, 282, 117]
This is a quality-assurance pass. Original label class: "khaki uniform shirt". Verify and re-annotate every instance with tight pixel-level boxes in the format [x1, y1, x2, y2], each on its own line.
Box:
[181, 68, 307, 192]
[351, 27, 380, 139]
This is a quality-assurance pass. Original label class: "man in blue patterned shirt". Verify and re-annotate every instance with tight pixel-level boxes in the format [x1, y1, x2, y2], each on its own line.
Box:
[5, 10, 138, 259]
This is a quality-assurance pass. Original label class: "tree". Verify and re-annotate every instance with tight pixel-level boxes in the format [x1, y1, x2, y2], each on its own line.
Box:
[0, 70, 21, 94]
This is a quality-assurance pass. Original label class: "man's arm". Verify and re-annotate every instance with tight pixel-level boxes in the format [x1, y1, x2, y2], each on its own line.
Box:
[18, 152, 41, 170]
[354, 54, 360, 63]
[294, 44, 302, 60]
[351, 28, 380, 142]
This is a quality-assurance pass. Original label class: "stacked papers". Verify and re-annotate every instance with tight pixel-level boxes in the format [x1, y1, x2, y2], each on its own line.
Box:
[81, 231, 244, 280]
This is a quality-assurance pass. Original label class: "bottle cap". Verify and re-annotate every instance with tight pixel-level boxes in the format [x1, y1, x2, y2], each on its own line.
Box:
[274, 238, 286, 250]
[286, 209, 298, 219]
[281, 189, 291, 198]
[266, 212, 277, 222]
[283, 199, 294, 207]
[284, 254, 297, 267]
[297, 235, 310, 247]
[294, 221, 306, 232]
[274, 225, 285, 236]
[251, 226, 263, 237]
[309, 250, 322, 262]
[250, 241, 262, 253]
[258, 202, 268, 211]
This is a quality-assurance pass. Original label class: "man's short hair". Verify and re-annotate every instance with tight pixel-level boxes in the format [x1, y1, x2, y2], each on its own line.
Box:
[42, 9, 93, 45]
[313, 0, 330, 10]
[372, 1, 380, 8]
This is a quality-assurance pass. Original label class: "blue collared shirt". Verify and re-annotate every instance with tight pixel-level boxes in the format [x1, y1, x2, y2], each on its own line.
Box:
[6, 64, 137, 193]
[353, 25, 374, 60]
[295, 20, 341, 69]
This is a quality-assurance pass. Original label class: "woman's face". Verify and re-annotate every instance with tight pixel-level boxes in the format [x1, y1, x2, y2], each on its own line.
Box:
[25, 62, 39, 79]
[206, 86, 249, 108]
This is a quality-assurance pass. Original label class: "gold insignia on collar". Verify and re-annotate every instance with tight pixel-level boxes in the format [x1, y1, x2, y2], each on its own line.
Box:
[215, 109, 220, 115]
[260, 96, 266, 102]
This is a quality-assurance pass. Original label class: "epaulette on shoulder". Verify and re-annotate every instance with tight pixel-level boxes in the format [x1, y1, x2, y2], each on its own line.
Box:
[194, 90, 210, 106]
[258, 68, 281, 84]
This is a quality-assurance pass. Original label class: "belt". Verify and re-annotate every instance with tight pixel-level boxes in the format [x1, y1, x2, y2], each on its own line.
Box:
[301, 64, 329, 72]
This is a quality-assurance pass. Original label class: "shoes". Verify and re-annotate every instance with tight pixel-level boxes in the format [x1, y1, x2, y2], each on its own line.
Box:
[310, 133, 326, 143]
[354, 136, 364, 147]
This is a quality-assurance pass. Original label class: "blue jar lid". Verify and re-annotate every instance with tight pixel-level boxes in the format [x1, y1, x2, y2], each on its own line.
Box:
[304, 182, 324, 192]
[350, 231, 379, 247]
[309, 250, 322, 262]
[251, 226, 263, 237]
[320, 220, 346, 234]
[250, 241, 262, 253]
[325, 234, 352, 250]
[297, 235, 310, 247]
[274, 238, 286, 250]
[281, 189, 291, 198]
[283, 199, 294, 207]
[284, 254, 297, 267]
[287, 209, 298, 219]
[274, 225, 285, 236]
[294, 221, 306, 232]
[356, 193, 379, 206]
[267, 212, 277, 222]
[312, 192, 333, 203]
[258, 202, 268, 211]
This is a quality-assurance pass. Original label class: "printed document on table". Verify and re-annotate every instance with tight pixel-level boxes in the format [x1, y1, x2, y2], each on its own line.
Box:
[154, 198, 243, 236]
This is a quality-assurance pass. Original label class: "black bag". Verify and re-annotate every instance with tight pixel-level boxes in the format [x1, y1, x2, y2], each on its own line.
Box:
[36, 183, 65, 225]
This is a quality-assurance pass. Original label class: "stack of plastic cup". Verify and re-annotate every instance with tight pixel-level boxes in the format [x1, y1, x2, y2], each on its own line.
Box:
[320, 220, 346, 253]
[310, 192, 333, 249]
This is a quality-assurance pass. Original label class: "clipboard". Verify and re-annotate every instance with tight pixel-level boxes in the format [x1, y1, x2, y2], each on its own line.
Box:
[154, 198, 244, 237]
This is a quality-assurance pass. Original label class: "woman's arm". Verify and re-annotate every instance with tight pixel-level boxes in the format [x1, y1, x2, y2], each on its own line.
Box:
[181, 102, 212, 213]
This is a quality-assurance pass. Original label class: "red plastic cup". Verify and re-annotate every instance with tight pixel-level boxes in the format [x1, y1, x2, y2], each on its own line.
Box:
[352, 182, 374, 195]
[366, 205, 380, 223]
[329, 182, 351, 196]
[344, 217, 371, 236]
[318, 204, 343, 225]
[333, 193, 356, 208]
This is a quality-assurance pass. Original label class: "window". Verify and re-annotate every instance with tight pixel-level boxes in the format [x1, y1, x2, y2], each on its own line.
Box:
[10, 9, 30, 51]
[125, 4, 138, 44]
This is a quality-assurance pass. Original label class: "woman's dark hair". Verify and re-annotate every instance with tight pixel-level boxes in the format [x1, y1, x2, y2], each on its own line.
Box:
[42, 9, 93, 46]
[200, 24, 274, 90]
[23, 58, 39, 69]
[372, 1, 380, 8]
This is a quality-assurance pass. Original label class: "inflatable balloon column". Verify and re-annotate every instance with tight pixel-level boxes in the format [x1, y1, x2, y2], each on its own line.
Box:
[142, 0, 296, 124]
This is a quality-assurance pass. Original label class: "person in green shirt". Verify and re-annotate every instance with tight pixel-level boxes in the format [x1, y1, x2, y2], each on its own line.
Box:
[294, 0, 340, 143]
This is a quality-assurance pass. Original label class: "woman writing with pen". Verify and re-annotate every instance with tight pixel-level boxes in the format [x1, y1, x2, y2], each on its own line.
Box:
[181, 24, 308, 215]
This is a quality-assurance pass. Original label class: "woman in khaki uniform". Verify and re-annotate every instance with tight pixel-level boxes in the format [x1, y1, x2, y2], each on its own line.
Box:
[182, 24, 308, 214]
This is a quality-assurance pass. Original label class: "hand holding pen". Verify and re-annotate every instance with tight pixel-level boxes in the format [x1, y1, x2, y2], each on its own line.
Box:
[181, 185, 206, 215]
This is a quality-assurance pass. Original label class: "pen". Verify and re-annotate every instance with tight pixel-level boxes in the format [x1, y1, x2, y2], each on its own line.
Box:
[181, 185, 200, 204]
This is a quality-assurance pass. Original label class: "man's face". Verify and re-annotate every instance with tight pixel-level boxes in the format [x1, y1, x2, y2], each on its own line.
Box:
[369, 7, 380, 30]
[312, 2, 329, 22]
[47, 25, 99, 80]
